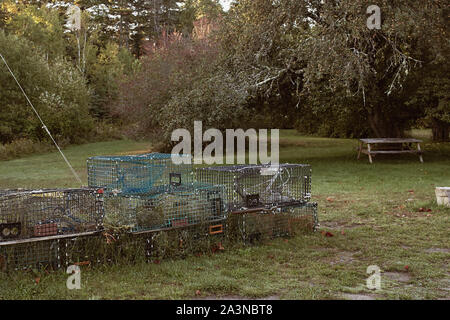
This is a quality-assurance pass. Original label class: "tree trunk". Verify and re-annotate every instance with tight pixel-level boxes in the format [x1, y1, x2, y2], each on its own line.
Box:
[367, 103, 403, 138]
[432, 119, 450, 141]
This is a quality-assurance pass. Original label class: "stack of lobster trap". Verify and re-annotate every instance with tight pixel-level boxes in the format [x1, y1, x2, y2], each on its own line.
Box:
[0, 153, 318, 271]
[0, 188, 104, 270]
[196, 164, 318, 242]
[87, 153, 227, 235]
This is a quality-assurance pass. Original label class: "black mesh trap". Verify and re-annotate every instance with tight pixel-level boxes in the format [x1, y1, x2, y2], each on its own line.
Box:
[228, 202, 318, 243]
[196, 164, 311, 211]
[0, 188, 104, 242]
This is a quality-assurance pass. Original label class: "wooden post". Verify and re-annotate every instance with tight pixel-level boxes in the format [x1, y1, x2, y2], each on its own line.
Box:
[417, 143, 424, 163]
[367, 143, 373, 164]
[357, 141, 362, 160]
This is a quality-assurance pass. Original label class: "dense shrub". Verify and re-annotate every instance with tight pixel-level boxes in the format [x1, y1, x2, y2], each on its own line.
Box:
[0, 31, 94, 145]
[111, 31, 250, 145]
[0, 139, 54, 160]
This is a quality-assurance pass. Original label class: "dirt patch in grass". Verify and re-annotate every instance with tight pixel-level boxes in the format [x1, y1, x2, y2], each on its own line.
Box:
[319, 221, 363, 230]
[341, 293, 379, 300]
[424, 248, 450, 254]
[326, 251, 360, 265]
[385, 205, 435, 218]
[439, 274, 450, 292]
[383, 272, 411, 282]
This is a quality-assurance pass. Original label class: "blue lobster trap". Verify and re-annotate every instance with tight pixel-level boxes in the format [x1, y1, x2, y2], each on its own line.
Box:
[87, 153, 193, 195]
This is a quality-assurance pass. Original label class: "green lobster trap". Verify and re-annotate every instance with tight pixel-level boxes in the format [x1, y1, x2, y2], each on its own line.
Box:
[103, 183, 227, 233]
[87, 153, 193, 195]
[229, 202, 318, 243]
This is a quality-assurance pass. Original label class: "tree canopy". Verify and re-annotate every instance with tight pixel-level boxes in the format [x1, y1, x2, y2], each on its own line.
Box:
[0, 0, 449, 151]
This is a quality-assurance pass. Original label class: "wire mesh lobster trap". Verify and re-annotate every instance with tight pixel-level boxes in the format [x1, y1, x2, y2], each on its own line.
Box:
[0, 188, 104, 242]
[196, 164, 311, 211]
[144, 219, 227, 261]
[0, 238, 61, 271]
[87, 153, 193, 195]
[103, 183, 227, 233]
[0, 233, 107, 271]
[228, 202, 318, 243]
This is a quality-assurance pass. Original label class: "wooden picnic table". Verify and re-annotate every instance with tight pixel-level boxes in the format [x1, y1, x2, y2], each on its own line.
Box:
[357, 138, 424, 163]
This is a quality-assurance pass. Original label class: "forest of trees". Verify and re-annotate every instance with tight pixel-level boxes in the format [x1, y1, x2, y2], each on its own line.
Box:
[0, 0, 448, 157]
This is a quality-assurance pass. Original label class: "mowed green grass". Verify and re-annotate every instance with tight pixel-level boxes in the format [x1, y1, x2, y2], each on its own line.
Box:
[0, 130, 449, 300]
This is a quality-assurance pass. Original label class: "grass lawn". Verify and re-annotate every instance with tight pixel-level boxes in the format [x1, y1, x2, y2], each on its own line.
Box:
[0, 130, 449, 300]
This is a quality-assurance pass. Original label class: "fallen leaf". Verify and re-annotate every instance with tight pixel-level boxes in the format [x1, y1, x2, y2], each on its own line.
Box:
[426, 208, 432, 212]
[326, 197, 334, 202]
[283, 239, 289, 243]
[325, 231, 334, 237]
[418, 208, 425, 212]
[195, 290, 201, 296]
[153, 259, 161, 264]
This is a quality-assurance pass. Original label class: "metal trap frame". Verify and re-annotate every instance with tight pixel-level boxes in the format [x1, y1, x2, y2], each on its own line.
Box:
[0, 232, 110, 271]
[61, 218, 228, 266]
[87, 153, 193, 195]
[103, 182, 227, 233]
[143, 218, 227, 260]
[0, 188, 104, 243]
[0, 238, 61, 271]
[228, 202, 318, 243]
[196, 164, 311, 211]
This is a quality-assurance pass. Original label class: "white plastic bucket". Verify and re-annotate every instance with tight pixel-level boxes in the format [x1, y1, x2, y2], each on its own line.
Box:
[435, 187, 450, 207]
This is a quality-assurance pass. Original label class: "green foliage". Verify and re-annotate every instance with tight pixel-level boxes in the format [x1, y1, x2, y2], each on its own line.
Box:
[215, 0, 449, 138]
[178, 0, 223, 35]
[0, 31, 93, 144]
[113, 33, 240, 143]
[406, 63, 450, 141]
[0, 138, 54, 161]
[88, 42, 133, 118]
[2, 1, 66, 61]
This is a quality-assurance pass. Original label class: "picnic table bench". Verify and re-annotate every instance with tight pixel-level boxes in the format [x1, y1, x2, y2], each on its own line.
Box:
[357, 138, 424, 163]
